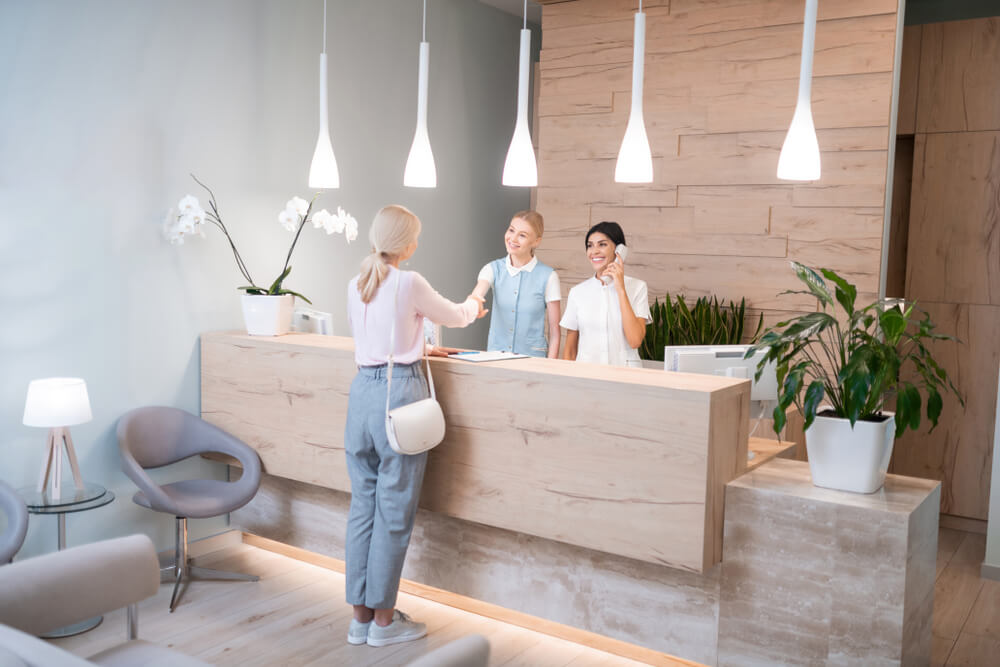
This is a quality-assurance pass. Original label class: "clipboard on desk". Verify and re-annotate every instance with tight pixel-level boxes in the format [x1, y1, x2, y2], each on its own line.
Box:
[448, 350, 530, 362]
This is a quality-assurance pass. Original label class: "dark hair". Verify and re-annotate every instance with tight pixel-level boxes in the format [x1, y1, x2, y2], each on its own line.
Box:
[585, 221, 626, 248]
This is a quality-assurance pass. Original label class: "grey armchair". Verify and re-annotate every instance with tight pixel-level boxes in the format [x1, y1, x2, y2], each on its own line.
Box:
[0, 480, 28, 564]
[116, 406, 262, 612]
[0, 534, 209, 666]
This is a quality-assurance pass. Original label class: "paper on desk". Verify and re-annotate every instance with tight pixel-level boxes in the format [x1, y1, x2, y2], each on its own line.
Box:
[447, 350, 530, 362]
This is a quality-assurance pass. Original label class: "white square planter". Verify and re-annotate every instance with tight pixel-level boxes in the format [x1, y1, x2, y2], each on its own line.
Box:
[805, 408, 896, 494]
[240, 294, 294, 336]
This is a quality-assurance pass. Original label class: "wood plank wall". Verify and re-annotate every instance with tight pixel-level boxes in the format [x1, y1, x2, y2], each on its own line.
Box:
[890, 19, 1000, 521]
[533, 0, 901, 332]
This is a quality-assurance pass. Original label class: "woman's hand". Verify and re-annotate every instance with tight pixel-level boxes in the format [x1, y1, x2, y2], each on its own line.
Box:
[604, 256, 625, 289]
[468, 294, 489, 319]
[428, 346, 461, 357]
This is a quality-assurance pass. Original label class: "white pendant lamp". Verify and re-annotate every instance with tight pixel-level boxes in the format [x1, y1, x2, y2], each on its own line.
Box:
[404, 0, 436, 188]
[309, 0, 340, 189]
[615, 1, 653, 184]
[777, 0, 820, 181]
[502, 0, 537, 187]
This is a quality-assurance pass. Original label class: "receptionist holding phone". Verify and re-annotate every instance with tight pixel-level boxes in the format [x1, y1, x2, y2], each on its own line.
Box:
[560, 221, 650, 367]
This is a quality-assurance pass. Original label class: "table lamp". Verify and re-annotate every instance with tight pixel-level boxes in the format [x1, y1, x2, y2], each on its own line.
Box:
[22, 378, 92, 501]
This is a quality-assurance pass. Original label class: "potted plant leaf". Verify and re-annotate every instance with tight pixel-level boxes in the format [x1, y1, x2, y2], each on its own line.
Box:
[164, 175, 358, 336]
[746, 262, 964, 493]
[639, 293, 763, 363]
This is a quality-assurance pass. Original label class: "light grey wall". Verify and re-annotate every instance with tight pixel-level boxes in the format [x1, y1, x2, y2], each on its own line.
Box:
[0, 0, 529, 559]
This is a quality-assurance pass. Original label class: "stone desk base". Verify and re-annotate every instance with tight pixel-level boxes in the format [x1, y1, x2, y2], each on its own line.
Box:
[719, 458, 940, 666]
[233, 459, 939, 665]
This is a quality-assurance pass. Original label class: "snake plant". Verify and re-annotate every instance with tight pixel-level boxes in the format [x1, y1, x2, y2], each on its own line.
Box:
[639, 294, 763, 361]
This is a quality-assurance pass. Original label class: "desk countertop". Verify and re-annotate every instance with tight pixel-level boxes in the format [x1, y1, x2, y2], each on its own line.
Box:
[201, 331, 753, 572]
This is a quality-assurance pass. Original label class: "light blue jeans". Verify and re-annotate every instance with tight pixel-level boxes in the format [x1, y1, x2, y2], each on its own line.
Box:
[344, 362, 429, 610]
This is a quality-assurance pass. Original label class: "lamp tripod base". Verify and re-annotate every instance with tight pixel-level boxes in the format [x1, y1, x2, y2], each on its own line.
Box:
[36, 427, 85, 502]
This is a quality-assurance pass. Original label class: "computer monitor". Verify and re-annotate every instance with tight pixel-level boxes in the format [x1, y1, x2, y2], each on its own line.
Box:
[664, 345, 778, 402]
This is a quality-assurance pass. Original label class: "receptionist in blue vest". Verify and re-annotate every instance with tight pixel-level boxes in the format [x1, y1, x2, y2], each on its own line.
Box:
[560, 221, 650, 367]
[471, 210, 562, 358]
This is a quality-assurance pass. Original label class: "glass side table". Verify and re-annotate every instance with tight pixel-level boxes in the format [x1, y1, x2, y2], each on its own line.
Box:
[17, 483, 115, 638]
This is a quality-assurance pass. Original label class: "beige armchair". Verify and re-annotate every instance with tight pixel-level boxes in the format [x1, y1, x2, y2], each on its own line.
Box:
[0, 534, 208, 666]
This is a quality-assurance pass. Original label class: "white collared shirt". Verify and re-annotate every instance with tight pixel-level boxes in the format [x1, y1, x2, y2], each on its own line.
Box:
[477, 255, 562, 302]
[560, 276, 651, 367]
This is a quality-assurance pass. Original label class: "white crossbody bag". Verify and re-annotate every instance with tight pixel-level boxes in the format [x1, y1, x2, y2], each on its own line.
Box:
[384, 271, 446, 455]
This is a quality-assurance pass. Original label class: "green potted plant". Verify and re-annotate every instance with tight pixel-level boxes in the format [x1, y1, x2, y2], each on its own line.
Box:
[639, 293, 763, 363]
[164, 175, 358, 336]
[746, 262, 964, 493]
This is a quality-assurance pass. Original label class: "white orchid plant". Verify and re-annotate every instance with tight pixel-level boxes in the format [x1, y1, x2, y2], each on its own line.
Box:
[164, 175, 358, 304]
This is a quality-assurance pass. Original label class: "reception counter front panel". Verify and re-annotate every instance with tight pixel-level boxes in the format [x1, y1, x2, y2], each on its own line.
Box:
[200, 331, 751, 573]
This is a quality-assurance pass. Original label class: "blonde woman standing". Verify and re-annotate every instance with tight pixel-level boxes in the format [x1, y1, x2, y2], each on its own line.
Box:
[471, 210, 561, 358]
[344, 205, 486, 647]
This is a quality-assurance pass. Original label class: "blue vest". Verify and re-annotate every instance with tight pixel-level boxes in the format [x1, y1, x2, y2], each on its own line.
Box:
[486, 258, 553, 357]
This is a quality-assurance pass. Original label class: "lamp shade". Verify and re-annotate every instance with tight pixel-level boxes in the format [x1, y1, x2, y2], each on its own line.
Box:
[23, 378, 92, 427]
[615, 109, 653, 183]
[404, 41, 437, 188]
[776, 102, 820, 180]
[502, 29, 537, 187]
[614, 11, 653, 184]
[309, 53, 340, 189]
[777, 0, 820, 181]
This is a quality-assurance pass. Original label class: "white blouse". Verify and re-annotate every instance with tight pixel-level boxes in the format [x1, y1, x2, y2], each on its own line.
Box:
[348, 267, 478, 366]
[560, 276, 651, 367]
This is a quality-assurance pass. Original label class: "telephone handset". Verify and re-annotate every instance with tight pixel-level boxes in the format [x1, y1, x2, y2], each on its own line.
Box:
[601, 244, 629, 285]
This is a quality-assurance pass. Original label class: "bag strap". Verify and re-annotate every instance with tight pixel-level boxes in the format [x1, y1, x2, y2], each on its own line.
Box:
[386, 270, 436, 418]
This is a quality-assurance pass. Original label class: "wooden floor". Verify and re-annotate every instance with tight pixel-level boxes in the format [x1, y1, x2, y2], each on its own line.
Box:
[46, 525, 1000, 666]
[933, 527, 1000, 666]
[47, 541, 655, 666]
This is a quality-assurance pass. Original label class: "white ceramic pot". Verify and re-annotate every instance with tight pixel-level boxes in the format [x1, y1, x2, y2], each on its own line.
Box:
[805, 407, 896, 494]
[240, 294, 294, 336]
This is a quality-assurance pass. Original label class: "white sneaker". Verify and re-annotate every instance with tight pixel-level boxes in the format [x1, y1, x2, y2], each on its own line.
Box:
[366, 610, 427, 647]
[347, 618, 370, 645]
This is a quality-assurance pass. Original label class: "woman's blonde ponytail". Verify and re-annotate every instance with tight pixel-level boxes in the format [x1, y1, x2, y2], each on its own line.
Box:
[357, 205, 422, 303]
[357, 252, 390, 304]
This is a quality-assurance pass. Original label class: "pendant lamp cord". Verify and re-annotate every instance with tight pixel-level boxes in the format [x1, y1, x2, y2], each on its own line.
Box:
[523, 0, 527, 29]
[322, 0, 327, 53]
[423, 0, 427, 42]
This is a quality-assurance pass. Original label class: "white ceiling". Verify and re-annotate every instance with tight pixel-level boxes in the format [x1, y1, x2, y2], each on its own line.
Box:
[478, 0, 542, 25]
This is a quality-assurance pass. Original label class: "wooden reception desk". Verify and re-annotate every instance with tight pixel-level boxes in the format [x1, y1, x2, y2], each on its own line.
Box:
[201, 331, 751, 573]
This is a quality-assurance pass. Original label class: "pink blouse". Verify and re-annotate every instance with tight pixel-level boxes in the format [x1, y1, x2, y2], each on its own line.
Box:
[347, 267, 478, 366]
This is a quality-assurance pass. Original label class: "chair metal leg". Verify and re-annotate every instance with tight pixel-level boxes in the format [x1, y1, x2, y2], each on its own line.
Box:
[168, 565, 184, 613]
[177, 515, 186, 575]
[159, 516, 183, 582]
[168, 516, 188, 613]
[126, 603, 138, 640]
[163, 516, 257, 612]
